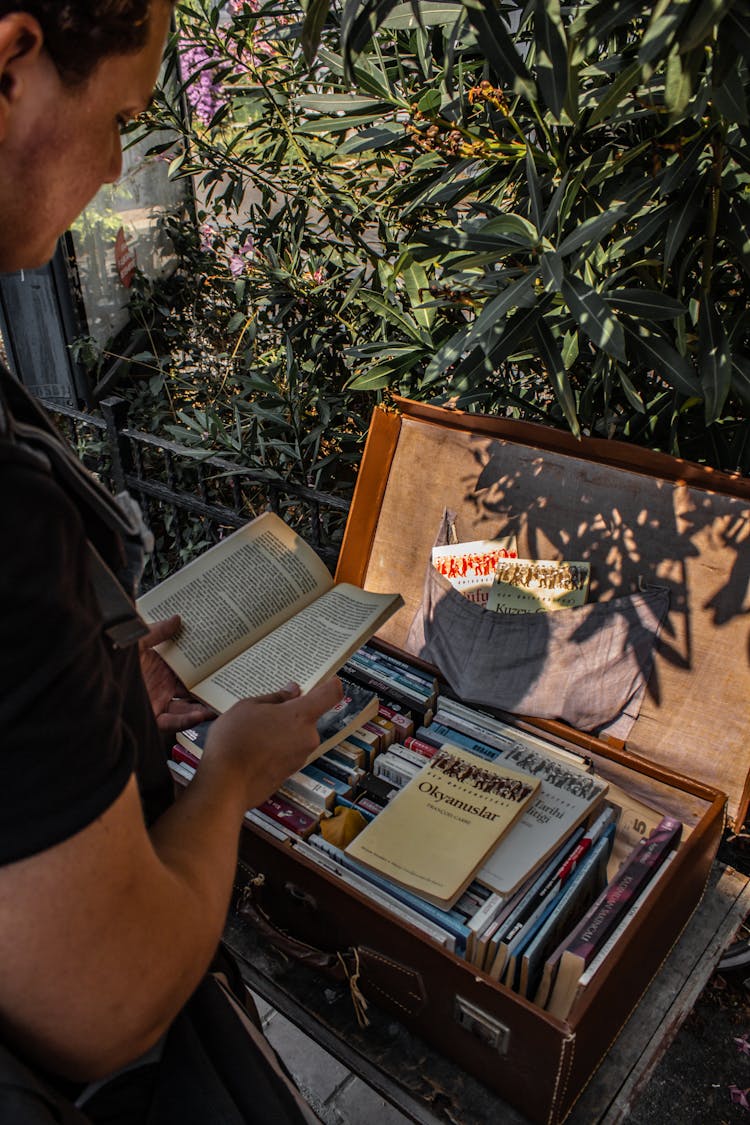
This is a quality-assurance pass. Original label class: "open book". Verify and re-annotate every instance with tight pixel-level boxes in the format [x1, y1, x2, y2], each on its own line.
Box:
[137, 512, 403, 712]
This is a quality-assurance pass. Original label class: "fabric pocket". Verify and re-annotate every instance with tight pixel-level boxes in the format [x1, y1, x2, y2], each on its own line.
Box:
[405, 511, 670, 740]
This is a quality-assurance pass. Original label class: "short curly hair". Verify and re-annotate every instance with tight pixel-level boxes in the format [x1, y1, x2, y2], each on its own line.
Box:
[0, 1, 174, 85]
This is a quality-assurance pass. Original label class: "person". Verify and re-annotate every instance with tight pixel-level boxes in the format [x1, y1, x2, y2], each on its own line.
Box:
[0, 2, 342, 1120]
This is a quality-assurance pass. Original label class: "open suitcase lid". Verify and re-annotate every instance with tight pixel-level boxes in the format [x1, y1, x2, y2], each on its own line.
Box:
[335, 397, 750, 826]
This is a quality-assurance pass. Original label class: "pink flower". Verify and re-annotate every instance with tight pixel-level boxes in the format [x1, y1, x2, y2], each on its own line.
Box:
[179, 39, 227, 125]
[730, 1085, 750, 1110]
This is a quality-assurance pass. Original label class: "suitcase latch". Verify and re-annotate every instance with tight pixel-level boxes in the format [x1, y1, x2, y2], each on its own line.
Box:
[454, 996, 510, 1055]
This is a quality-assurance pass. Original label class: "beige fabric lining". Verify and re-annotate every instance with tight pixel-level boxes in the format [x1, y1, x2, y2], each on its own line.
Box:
[365, 418, 750, 819]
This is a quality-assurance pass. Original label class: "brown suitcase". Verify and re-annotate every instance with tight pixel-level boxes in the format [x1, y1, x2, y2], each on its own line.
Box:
[232, 397, 750, 1125]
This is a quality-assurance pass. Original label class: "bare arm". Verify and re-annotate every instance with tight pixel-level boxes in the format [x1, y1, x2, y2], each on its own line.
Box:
[0, 677, 342, 1081]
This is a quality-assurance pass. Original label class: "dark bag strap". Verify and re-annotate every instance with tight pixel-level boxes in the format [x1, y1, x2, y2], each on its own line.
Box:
[0, 369, 148, 649]
[0, 1042, 91, 1125]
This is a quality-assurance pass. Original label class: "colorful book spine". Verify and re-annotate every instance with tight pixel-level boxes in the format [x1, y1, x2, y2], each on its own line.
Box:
[350, 648, 437, 702]
[343, 663, 434, 726]
[378, 703, 415, 741]
[545, 817, 682, 1019]
[422, 720, 500, 763]
[564, 816, 682, 968]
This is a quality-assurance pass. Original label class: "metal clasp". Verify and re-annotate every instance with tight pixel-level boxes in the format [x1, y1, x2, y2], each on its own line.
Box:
[454, 995, 511, 1055]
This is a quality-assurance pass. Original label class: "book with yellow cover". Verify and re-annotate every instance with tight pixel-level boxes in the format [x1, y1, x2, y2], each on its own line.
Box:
[486, 559, 590, 614]
[345, 745, 541, 909]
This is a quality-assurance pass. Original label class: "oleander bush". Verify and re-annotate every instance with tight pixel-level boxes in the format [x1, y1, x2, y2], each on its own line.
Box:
[120, 0, 750, 477]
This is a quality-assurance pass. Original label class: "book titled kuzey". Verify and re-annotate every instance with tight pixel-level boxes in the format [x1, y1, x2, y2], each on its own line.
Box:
[345, 744, 541, 909]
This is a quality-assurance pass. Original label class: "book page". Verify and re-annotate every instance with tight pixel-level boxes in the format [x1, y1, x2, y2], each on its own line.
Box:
[193, 584, 403, 709]
[137, 512, 333, 686]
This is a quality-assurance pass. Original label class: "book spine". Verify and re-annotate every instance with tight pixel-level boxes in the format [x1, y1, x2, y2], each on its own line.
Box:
[172, 743, 201, 770]
[378, 703, 415, 741]
[556, 806, 617, 883]
[352, 648, 437, 701]
[361, 643, 439, 692]
[316, 754, 363, 786]
[370, 715, 396, 747]
[436, 697, 589, 769]
[327, 743, 366, 770]
[284, 772, 337, 810]
[301, 764, 353, 799]
[564, 817, 682, 968]
[344, 664, 434, 726]
[387, 743, 433, 771]
[402, 735, 439, 759]
[345, 658, 431, 704]
[423, 721, 500, 763]
[373, 752, 421, 788]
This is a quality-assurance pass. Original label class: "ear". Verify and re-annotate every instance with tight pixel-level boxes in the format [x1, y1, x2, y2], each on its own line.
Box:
[0, 13, 44, 144]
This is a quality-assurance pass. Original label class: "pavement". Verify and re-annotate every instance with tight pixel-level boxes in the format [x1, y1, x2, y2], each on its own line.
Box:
[251, 990, 419, 1125]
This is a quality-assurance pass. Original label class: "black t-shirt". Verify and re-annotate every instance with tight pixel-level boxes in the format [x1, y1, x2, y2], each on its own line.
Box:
[0, 383, 171, 864]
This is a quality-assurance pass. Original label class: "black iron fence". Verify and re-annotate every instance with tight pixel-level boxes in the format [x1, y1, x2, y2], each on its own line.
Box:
[43, 395, 351, 589]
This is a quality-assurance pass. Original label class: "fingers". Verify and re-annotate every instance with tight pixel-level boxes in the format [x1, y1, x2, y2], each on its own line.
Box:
[295, 676, 343, 720]
[140, 614, 181, 649]
[251, 683, 302, 705]
[156, 699, 214, 736]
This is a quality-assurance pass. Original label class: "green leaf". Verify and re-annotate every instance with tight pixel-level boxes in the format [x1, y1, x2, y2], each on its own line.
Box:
[296, 112, 386, 134]
[540, 172, 570, 238]
[605, 289, 686, 320]
[587, 60, 641, 128]
[664, 46, 693, 117]
[680, 0, 726, 53]
[294, 95, 393, 112]
[664, 174, 705, 269]
[617, 365, 647, 413]
[639, 0, 692, 65]
[534, 317, 580, 435]
[723, 196, 750, 280]
[465, 273, 538, 350]
[339, 123, 403, 153]
[359, 291, 432, 345]
[526, 148, 543, 231]
[557, 203, 628, 257]
[699, 300, 732, 423]
[381, 1, 464, 28]
[712, 59, 749, 124]
[301, 0, 332, 64]
[535, 0, 568, 119]
[541, 251, 564, 291]
[562, 274, 626, 360]
[400, 257, 435, 331]
[724, 4, 750, 68]
[730, 352, 750, 408]
[624, 323, 701, 397]
[462, 0, 536, 100]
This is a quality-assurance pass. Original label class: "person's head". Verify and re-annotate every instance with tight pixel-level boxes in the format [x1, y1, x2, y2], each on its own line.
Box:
[0, 0, 174, 271]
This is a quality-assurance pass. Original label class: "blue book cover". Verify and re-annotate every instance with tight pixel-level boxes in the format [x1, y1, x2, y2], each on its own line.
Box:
[301, 764, 352, 798]
[309, 837, 471, 955]
[419, 722, 500, 763]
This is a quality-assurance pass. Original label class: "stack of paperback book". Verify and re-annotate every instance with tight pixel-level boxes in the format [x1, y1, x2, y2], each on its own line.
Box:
[167, 639, 681, 1019]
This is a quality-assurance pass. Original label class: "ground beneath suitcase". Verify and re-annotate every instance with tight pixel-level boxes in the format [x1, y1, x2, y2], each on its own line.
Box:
[628, 834, 750, 1125]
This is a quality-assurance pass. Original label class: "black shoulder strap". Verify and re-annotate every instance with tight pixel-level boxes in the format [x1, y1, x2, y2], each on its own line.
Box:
[0, 369, 149, 649]
[0, 1042, 92, 1124]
